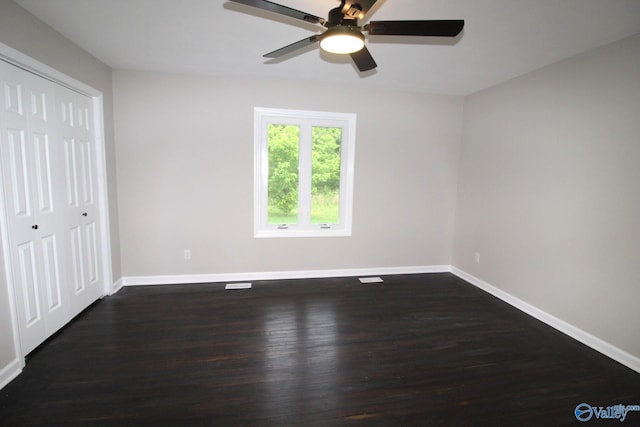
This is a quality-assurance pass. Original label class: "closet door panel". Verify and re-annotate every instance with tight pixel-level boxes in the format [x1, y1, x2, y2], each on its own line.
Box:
[63, 137, 79, 207]
[1, 65, 45, 354]
[32, 132, 54, 213]
[15, 241, 40, 327]
[56, 86, 102, 313]
[78, 136, 101, 302]
[5, 129, 32, 219]
[41, 234, 62, 312]
[24, 72, 70, 337]
[39, 232, 67, 334]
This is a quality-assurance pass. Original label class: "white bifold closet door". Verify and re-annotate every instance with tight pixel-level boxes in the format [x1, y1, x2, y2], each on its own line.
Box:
[56, 80, 103, 317]
[0, 60, 103, 355]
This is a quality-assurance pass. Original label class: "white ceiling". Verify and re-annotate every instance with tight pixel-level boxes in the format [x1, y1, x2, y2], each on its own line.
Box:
[14, 0, 640, 96]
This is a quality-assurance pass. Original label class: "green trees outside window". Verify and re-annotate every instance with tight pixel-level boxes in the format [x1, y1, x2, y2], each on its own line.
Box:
[267, 124, 299, 224]
[311, 126, 342, 224]
[267, 124, 342, 225]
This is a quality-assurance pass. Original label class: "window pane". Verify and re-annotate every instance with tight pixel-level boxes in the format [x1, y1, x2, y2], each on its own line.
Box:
[267, 124, 299, 224]
[311, 126, 341, 224]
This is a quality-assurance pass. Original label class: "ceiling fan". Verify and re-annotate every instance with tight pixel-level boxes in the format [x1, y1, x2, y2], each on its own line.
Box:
[229, 0, 464, 72]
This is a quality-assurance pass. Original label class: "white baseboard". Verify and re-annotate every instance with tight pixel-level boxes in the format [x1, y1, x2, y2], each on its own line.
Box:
[121, 265, 452, 287]
[110, 278, 124, 295]
[451, 267, 640, 374]
[0, 358, 22, 390]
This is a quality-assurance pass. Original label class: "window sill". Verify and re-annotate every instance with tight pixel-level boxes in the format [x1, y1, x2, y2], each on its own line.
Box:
[254, 228, 352, 238]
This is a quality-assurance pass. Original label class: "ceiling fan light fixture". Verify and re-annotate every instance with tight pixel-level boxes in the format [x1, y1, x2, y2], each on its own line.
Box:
[320, 26, 365, 54]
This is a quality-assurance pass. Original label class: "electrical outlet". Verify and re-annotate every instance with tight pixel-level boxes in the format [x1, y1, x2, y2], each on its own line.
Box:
[184, 249, 191, 260]
[474, 252, 481, 263]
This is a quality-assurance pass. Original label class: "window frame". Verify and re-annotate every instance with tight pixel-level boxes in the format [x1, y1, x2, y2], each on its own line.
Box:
[254, 107, 356, 238]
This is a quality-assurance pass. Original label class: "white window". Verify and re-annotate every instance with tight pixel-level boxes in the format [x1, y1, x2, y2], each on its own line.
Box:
[254, 107, 356, 238]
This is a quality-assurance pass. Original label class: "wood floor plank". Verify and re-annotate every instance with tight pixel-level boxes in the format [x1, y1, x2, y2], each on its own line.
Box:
[1, 273, 638, 426]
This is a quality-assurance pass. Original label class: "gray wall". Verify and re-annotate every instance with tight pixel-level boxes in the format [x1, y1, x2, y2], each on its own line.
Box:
[453, 34, 640, 358]
[0, 0, 119, 378]
[113, 70, 463, 277]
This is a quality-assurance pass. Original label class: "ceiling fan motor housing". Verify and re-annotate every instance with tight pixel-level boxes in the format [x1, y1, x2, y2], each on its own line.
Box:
[327, 6, 358, 28]
[341, 1, 365, 19]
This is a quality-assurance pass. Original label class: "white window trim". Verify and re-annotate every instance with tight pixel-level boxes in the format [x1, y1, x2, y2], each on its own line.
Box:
[254, 107, 356, 238]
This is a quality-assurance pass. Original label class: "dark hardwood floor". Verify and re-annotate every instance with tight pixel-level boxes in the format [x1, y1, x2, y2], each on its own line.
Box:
[1, 273, 638, 426]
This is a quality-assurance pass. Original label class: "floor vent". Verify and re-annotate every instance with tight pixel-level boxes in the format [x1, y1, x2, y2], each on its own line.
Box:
[359, 277, 384, 284]
[225, 283, 252, 290]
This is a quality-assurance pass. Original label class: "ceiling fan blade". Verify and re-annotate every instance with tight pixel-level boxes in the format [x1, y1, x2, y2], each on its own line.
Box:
[264, 35, 320, 58]
[350, 46, 377, 72]
[229, 0, 325, 25]
[366, 20, 464, 37]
